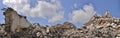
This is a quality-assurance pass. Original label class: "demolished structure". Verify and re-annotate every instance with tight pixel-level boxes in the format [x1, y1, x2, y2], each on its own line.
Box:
[0, 7, 120, 38]
[3, 8, 31, 33]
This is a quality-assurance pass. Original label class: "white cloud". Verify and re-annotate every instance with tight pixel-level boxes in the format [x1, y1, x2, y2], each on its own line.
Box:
[70, 4, 96, 23]
[3, 0, 64, 23]
[48, 12, 64, 23]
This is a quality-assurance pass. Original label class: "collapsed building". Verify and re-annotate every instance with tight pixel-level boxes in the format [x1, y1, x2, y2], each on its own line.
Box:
[3, 7, 31, 33]
[0, 7, 120, 38]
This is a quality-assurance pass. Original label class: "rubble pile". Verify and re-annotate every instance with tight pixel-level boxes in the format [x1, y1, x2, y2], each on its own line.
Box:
[0, 7, 120, 38]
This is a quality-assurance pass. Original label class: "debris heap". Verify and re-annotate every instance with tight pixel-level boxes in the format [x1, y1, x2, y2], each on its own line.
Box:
[0, 7, 120, 38]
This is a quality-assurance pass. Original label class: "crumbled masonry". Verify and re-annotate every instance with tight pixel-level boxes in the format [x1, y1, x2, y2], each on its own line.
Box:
[0, 7, 120, 38]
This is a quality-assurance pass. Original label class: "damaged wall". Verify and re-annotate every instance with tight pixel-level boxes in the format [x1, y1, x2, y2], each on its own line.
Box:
[3, 7, 30, 32]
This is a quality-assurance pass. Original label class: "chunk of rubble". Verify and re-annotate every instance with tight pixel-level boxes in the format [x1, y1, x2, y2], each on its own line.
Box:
[102, 10, 112, 18]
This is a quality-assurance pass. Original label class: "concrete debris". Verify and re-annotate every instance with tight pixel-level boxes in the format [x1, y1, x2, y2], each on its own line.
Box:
[103, 10, 111, 18]
[0, 7, 120, 38]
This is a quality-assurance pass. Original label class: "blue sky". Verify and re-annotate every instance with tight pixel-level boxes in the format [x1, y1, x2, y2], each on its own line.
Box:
[0, 0, 120, 27]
